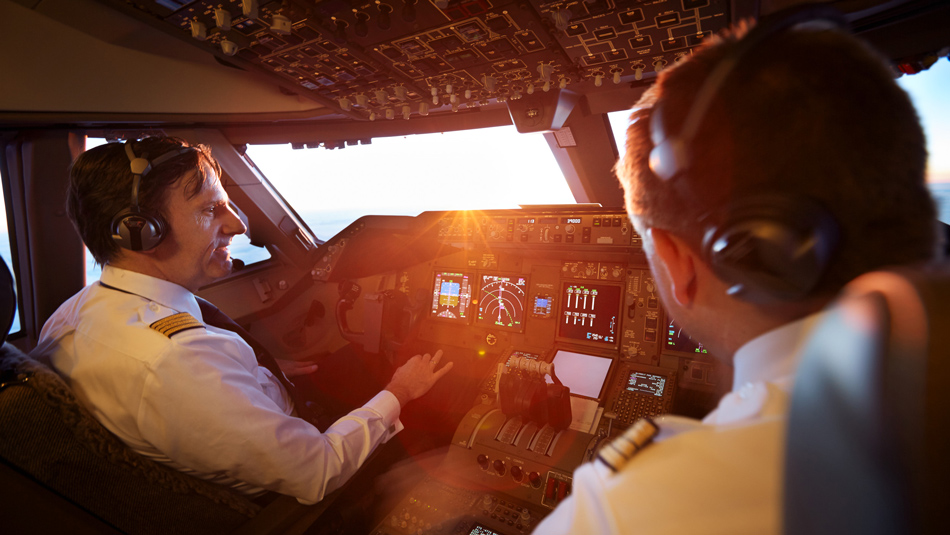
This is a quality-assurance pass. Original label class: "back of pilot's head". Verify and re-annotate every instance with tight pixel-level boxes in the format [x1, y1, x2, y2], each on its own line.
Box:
[67, 136, 220, 266]
[616, 22, 936, 302]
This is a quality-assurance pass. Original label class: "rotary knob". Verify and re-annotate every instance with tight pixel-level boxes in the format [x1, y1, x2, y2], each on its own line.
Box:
[493, 459, 506, 476]
[528, 471, 542, 488]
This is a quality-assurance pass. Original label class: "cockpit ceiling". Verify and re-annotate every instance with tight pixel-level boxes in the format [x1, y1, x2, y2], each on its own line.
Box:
[89, 0, 732, 122]
[4, 0, 948, 127]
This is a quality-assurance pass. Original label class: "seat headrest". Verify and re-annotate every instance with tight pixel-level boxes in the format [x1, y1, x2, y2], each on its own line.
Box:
[784, 263, 950, 535]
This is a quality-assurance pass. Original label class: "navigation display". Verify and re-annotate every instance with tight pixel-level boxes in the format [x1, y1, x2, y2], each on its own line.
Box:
[558, 283, 621, 345]
[626, 372, 667, 397]
[476, 274, 528, 330]
[430, 271, 473, 323]
[667, 319, 709, 355]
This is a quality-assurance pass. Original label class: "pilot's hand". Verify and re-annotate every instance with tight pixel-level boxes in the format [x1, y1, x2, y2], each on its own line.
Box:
[276, 358, 319, 378]
[385, 350, 454, 408]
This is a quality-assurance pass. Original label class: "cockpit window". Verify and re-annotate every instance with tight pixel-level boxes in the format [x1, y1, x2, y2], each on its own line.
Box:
[898, 59, 950, 222]
[244, 125, 576, 240]
[0, 169, 21, 336]
[607, 58, 950, 222]
[607, 110, 632, 168]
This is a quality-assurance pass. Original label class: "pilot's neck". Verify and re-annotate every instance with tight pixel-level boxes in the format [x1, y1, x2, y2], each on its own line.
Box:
[106, 255, 200, 294]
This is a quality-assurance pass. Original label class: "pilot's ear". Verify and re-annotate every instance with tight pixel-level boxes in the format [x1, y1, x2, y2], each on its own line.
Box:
[649, 228, 697, 308]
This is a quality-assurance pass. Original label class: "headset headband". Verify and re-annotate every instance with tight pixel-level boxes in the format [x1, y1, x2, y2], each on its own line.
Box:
[649, 4, 848, 181]
[123, 140, 197, 211]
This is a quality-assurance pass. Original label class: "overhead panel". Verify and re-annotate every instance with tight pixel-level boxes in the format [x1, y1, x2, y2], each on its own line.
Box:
[105, 0, 729, 120]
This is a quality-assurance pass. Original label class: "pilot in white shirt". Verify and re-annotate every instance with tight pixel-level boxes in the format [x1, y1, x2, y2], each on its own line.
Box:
[33, 136, 452, 504]
[533, 314, 823, 534]
[34, 265, 405, 504]
[534, 16, 936, 535]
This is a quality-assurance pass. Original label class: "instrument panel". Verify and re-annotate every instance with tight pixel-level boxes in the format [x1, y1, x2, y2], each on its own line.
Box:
[319, 208, 729, 534]
[409, 209, 659, 369]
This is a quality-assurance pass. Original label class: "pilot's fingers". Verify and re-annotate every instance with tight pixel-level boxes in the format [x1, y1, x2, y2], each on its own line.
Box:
[432, 360, 454, 382]
[297, 364, 319, 376]
[276, 359, 319, 378]
[430, 349, 444, 367]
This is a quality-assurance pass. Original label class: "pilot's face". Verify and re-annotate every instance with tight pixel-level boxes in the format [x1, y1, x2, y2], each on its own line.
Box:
[155, 164, 247, 292]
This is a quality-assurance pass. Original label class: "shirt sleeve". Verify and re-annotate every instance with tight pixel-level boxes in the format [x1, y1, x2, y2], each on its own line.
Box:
[137, 327, 400, 504]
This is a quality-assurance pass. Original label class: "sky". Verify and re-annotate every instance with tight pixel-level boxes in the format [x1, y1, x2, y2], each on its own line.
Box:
[897, 58, 950, 182]
[245, 125, 576, 216]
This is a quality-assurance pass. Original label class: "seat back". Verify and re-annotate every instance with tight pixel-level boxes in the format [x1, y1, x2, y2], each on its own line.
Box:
[784, 265, 950, 535]
[0, 254, 260, 535]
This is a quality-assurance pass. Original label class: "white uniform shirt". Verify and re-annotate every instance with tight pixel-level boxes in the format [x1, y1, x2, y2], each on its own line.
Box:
[532, 313, 825, 534]
[31, 265, 402, 504]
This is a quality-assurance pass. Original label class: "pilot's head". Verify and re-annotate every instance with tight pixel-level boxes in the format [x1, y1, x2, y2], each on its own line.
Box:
[68, 136, 246, 290]
[616, 23, 937, 357]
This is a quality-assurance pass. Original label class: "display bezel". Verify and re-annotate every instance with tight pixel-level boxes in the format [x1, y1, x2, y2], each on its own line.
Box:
[474, 272, 529, 332]
[555, 281, 623, 349]
[429, 270, 475, 325]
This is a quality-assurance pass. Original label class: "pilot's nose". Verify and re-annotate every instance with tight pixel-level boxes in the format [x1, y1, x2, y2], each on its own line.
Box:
[224, 204, 248, 236]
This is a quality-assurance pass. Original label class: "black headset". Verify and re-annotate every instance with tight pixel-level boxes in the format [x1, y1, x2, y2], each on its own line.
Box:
[646, 4, 847, 303]
[111, 141, 196, 252]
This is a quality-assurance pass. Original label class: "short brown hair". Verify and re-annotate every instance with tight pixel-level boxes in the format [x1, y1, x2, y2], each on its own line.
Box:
[616, 27, 936, 298]
[67, 137, 221, 265]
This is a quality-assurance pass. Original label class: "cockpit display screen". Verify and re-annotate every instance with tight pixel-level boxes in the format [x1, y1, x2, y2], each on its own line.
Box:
[475, 274, 528, 330]
[667, 319, 708, 355]
[546, 349, 614, 399]
[431, 271, 473, 323]
[558, 283, 621, 345]
[626, 372, 667, 397]
[468, 525, 503, 535]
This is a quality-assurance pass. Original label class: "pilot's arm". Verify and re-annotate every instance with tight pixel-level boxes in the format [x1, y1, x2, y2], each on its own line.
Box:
[137, 326, 402, 504]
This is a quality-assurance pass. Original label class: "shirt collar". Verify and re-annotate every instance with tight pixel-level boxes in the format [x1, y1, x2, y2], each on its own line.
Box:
[100, 265, 201, 318]
[731, 311, 827, 388]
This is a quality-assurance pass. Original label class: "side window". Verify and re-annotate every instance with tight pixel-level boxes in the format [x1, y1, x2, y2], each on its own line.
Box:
[0, 168, 21, 335]
[898, 59, 950, 222]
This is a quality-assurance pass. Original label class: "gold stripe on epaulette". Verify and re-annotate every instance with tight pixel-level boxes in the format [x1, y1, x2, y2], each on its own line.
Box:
[150, 312, 204, 338]
[597, 418, 660, 473]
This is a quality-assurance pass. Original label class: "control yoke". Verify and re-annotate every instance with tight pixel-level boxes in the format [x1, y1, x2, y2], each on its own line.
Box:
[336, 280, 413, 358]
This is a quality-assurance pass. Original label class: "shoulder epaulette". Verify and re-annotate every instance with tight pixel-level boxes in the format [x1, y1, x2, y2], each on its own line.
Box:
[597, 418, 660, 473]
[150, 312, 205, 338]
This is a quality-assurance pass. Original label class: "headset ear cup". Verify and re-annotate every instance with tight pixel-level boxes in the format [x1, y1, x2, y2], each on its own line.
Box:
[702, 195, 839, 302]
[647, 105, 690, 182]
[649, 136, 688, 182]
[111, 209, 167, 251]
